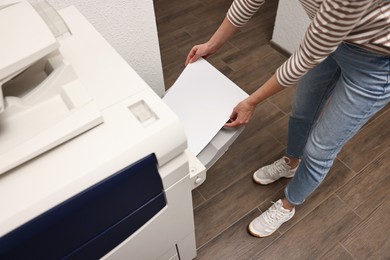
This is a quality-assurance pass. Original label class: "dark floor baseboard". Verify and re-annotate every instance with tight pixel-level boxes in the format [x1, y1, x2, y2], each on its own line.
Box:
[270, 40, 291, 58]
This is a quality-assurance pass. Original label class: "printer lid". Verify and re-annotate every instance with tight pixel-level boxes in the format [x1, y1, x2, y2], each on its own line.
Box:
[0, 2, 103, 175]
[0, 1, 58, 82]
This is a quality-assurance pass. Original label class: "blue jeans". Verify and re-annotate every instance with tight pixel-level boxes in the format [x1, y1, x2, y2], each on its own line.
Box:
[284, 43, 390, 205]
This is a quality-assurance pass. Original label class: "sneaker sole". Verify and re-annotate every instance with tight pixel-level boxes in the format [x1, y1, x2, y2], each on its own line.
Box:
[252, 174, 294, 185]
[247, 224, 273, 238]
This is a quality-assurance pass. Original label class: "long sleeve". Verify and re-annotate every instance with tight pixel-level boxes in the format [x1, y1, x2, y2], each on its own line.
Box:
[227, 0, 265, 27]
[276, 0, 372, 87]
[227, 0, 387, 87]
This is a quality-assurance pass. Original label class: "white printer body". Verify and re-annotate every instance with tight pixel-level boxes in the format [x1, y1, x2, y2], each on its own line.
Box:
[0, 2, 244, 259]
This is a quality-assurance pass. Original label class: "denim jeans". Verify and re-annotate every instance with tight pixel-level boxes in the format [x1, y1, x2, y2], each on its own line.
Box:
[284, 43, 390, 205]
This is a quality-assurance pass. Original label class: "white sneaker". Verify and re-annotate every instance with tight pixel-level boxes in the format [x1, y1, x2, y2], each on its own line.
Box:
[248, 199, 295, 237]
[253, 156, 298, 185]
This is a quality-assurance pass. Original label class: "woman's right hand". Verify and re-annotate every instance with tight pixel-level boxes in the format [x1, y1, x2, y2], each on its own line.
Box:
[224, 98, 257, 128]
[185, 42, 216, 65]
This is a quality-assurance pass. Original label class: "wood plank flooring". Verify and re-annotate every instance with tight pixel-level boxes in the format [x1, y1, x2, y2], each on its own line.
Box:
[154, 0, 390, 259]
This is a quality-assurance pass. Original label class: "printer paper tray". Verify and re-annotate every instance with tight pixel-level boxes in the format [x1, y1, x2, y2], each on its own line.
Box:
[164, 58, 248, 189]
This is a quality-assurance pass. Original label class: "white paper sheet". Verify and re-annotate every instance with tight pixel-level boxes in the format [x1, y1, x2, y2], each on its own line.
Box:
[163, 58, 249, 155]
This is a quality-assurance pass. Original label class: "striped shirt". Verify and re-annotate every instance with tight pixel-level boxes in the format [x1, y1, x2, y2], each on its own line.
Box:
[227, 0, 390, 87]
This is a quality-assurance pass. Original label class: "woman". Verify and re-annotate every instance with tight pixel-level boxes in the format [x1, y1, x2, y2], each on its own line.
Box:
[186, 0, 389, 237]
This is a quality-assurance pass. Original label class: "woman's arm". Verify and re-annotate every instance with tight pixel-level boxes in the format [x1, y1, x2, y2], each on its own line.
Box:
[276, 0, 372, 87]
[226, 0, 373, 128]
[185, 0, 265, 65]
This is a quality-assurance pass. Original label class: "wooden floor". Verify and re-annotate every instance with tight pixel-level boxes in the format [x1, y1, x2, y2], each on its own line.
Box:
[154, 0, 390, 259]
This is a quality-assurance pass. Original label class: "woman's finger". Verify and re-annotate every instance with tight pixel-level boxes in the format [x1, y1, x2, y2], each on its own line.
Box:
[185, 46, 203, 65]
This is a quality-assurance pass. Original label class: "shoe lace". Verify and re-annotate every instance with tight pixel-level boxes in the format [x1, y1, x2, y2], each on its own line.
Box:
[267, 159, 289, 177]
[263, 201, 287, 225]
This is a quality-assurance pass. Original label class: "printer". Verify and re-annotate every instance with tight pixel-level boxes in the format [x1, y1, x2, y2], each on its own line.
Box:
[0, 1, 245, 259]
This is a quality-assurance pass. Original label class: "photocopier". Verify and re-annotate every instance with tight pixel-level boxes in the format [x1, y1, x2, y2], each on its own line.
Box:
[0, 1, 245, 259]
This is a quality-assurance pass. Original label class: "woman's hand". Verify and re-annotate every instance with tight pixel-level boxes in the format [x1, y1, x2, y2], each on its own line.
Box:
[185, 42, 216, 65]
[185, 17, 238, 66]
[224, 98, 257, 128]
[225, 74, 286, 128]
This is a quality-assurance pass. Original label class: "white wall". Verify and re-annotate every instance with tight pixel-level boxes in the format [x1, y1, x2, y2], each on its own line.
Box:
[27, 0, 165, 96]
[271, 0, 310, 54]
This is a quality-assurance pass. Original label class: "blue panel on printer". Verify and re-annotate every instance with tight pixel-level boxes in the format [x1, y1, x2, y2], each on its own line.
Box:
[0, 154, 166, 260]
